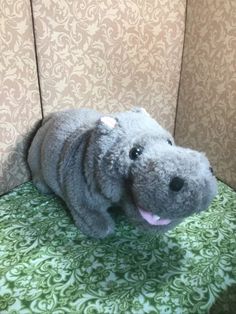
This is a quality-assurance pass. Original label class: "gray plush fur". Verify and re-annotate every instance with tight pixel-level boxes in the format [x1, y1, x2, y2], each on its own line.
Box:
[28, 107, 217, 238]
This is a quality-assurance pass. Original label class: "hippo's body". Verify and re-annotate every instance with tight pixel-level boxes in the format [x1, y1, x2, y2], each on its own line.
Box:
[28, 107, 217, 238]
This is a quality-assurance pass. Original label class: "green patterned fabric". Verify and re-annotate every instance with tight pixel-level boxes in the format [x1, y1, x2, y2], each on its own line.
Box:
[0, 181, 235, 314]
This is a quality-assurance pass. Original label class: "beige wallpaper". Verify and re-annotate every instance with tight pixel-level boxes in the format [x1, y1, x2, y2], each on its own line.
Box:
[0, 1, 42, 195]
[32, 0, 186, 132]
[1, 0, 235, 194]
[175, 0, 236, 188]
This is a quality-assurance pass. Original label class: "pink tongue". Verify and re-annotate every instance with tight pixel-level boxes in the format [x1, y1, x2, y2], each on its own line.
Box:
[138, 208, 171, 226]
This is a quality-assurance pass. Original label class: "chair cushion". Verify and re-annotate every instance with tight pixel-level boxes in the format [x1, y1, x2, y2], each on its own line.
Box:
[0, 181, 235, 313]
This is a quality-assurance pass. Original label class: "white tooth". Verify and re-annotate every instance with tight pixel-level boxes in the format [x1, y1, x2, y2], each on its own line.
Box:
[153, 215, 160, 221]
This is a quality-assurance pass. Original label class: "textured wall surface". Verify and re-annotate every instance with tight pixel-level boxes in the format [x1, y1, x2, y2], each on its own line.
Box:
[175, 0, 236, 189]
[32, 0, 186, 132]
[0, 1, 42, 195]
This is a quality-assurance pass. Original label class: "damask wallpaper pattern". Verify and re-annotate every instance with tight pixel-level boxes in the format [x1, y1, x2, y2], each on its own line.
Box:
[0, 0, 42, 195]
[32, 0, 186, 132]
[175, 0, 236, 189]
[1, 0, 235, 194]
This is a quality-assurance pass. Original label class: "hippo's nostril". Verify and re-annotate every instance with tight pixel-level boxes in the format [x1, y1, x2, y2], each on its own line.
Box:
[169, 177, 184, 192]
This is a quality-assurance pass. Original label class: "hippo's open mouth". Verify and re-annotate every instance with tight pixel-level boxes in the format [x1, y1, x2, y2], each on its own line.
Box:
[129, 185, 172, 226]
[138, 208, 172, 226]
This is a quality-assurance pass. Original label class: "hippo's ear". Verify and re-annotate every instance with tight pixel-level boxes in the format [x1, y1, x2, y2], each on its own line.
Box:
[131, 107, 150, 116]
[97, 116, 117, 134]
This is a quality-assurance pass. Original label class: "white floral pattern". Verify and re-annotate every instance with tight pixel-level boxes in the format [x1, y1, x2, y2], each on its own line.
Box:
[32, 0, 185, 131]
[175, 0, 236, 189]
[1, 0, 186, 195]
[0, 0, 42, 195]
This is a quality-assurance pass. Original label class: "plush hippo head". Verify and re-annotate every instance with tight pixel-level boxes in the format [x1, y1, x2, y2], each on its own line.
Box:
[92, 107, 217, 232]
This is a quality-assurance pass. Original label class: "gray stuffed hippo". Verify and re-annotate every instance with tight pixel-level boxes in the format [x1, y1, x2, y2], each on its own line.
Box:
[28, 107, 217, 238]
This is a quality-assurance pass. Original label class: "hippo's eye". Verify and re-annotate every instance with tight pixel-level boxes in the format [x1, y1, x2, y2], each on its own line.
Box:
[167, 139, 172, 145]
[129, 146, 143, 160]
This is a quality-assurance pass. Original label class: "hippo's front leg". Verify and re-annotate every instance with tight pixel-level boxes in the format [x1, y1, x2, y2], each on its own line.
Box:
[68, 203, 115, 239]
